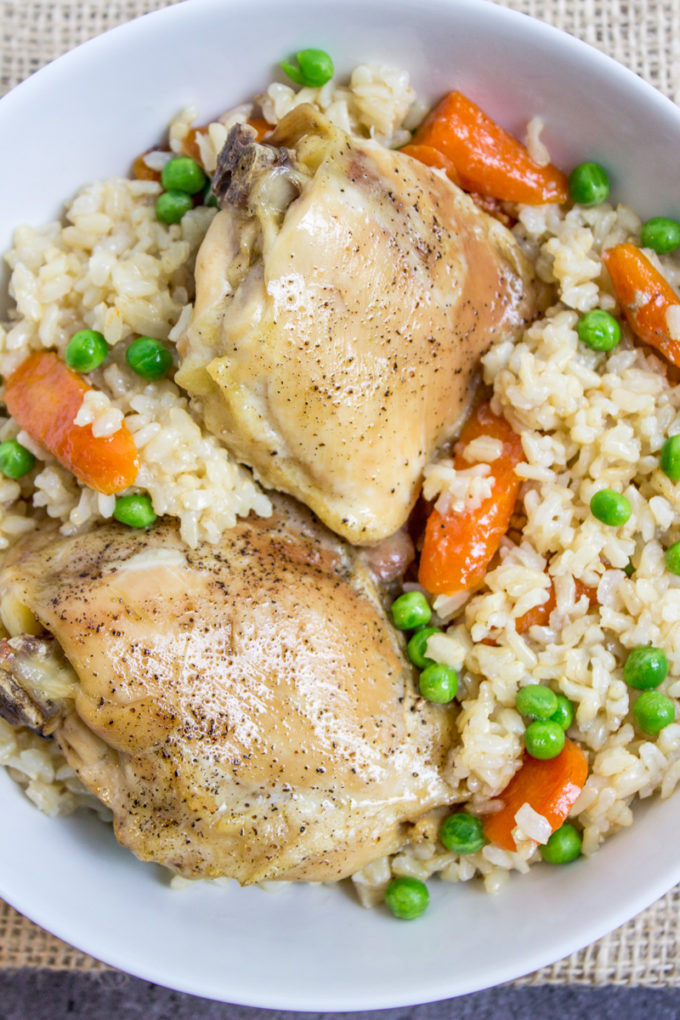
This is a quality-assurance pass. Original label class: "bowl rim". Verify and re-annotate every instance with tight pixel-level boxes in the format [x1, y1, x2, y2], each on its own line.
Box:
[2, 0, 680, 1007]
[3, 0, 679, 122]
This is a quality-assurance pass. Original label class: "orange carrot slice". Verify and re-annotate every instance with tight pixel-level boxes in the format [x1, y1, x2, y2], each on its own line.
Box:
[400, 143, 461, 186]
[246, 117, 272, 142]
[418, 402, 524, 596]
[402, 141, 514, 225]
[131, 150, 166, 183]
[574, 578, 599, 607]
[4, 352, 139, 495]
[514, 584, 557, 634]
[182, 125, 210, 164]
[515, 577, 597, 633]
[410, 91, 568, 205]
[483, 738, 588, 851]
[602, 243, 680, 367]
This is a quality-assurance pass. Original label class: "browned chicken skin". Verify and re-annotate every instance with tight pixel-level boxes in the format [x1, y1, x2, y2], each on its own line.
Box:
[0, 501, 456, 883]
[177, 107, 536, 546]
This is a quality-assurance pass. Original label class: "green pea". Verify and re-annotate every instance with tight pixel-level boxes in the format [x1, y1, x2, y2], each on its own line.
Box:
[550, 694, 575, 731]
[623, 646, 669, 690]
[590, 489, 631, 526]
[407, 626, 441, 668]
[665, 541, 680, 576]
[384, 876, 429, 920]
[126, 337, 174, 380]
[156, 189, 193, 224]
[0, 439, 35, 479]
[640, 216, 680, 255]
[419, 663, 458, 704]
[161, 156, 207, 195]
[660, 435, 680, 482]
[568, 161, 610, 206]
[390, 591, 431, 630]
[113, 493, 157, 528]
[525, 719, 566, 760]
[576, 310, 621, 352]
[516, 684, 559, 721]
[540, 822, 582, 864]
[439, 812, 486, 855]
[281, 48, 334, 88]
[633, 690, 675, 735]
[65, 329, 109, 373]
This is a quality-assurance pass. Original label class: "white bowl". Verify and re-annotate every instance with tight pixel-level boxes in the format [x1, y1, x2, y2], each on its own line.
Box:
[1, 0, 680, 1008]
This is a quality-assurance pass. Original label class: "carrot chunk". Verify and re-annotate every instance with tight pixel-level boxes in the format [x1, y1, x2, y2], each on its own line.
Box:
[574, 578, 598, 606]
[131, 150, 164, 183]
[514, 583, 557, 634]
[515, 577, 597, 633]
[483, 738, 588, 851]
[409, 91, 568, 205]
[400, 143, 461, 186]
[4, 352, 139, 495]
[182, 125, 210, 164]
[246, 117, 273, 142]
[418, 402, 524, 596]
[602, 243, 680, 367]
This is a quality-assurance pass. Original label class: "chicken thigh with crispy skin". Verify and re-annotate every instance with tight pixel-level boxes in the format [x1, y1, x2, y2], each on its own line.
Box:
[0, 500, 456, 884]
[177, 106, 536, 545]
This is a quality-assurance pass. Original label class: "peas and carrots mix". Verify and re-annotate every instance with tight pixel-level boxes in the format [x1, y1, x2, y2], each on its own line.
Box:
[482, 739, 588, 852]
[3, 352, 140, 496]
[1, 49, 343, 521]
[385, 83, 680, 917]
[0, 328, 170, 521]
[388, 558, 678, 919]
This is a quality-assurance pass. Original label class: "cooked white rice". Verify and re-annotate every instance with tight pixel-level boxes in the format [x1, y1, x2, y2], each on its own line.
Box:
[0, 716, 109, 820]
[2, 63, 680, 907]
[0, 175, 271, 550]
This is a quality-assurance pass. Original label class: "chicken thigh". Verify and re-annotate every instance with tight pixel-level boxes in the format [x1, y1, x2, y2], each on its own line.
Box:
[0, 501, 455, 883]
[177, 106, 536, 545]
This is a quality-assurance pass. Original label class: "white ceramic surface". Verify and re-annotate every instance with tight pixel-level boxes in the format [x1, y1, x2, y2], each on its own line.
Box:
[1, 0, 680, 1008]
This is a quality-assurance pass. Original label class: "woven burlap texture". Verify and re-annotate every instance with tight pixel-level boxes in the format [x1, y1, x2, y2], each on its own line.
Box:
[1, 0, 680, 988]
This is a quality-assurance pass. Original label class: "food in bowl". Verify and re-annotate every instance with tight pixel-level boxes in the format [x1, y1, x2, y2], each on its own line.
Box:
[1, 52, 680, 920]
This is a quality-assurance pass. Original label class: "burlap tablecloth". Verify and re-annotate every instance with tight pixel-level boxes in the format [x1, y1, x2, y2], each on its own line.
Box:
[1, 0, 680, 989]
